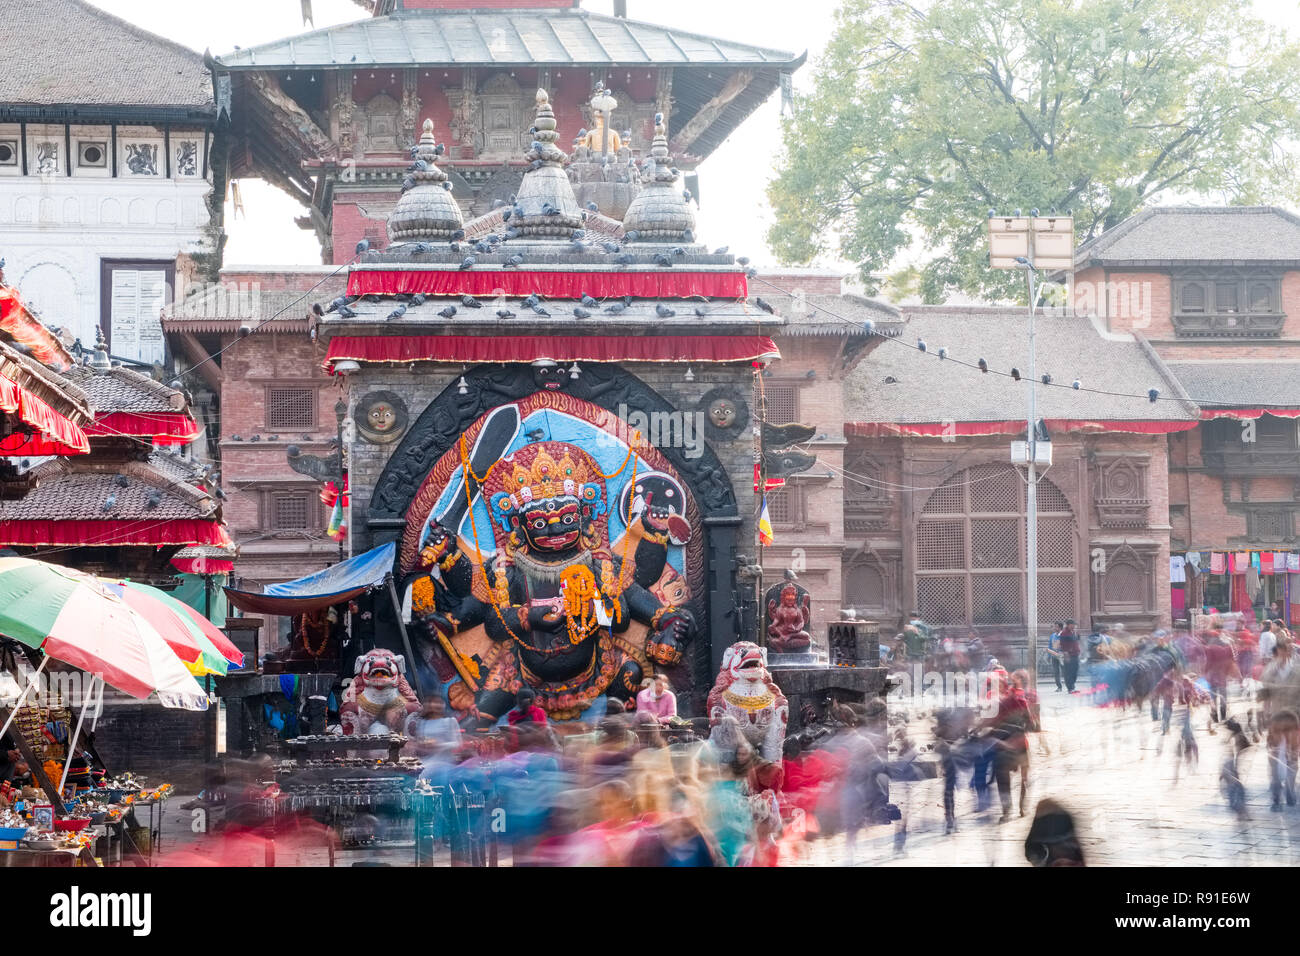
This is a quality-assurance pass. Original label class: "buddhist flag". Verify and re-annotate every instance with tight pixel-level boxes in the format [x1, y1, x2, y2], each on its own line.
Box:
[758, 496, 775, 546]
[327, 497, 346, 542]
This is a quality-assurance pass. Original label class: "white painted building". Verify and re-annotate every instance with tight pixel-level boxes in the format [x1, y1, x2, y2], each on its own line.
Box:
[0, 0, 222, 366]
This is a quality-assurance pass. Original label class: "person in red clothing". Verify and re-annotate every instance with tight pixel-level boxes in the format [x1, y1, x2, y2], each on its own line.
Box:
[506, 688, 548, 726]
[986, 673, 1036, 822]
[1202, 634, 1240, 730]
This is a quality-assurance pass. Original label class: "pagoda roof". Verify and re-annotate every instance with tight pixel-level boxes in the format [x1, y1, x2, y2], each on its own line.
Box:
[0, 0, 214, 118]
[0, 457, 227, 548]
[214, 8, 802, 70]
[1075, 206, 1300, 268]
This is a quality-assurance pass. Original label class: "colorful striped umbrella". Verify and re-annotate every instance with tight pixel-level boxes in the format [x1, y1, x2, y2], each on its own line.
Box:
[103, 581, 229, 677]
[140, 585, 244, 669]
[0, 557, 207, 710]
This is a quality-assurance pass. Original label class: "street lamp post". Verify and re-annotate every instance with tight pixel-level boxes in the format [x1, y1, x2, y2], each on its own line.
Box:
[989, 212, 1074, 685]
[334, 399, 347, 563]
[1020, 254, 1040, 690]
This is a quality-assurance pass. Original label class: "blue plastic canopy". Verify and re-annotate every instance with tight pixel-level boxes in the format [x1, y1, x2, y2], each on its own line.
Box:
[223, 542, 396, 615]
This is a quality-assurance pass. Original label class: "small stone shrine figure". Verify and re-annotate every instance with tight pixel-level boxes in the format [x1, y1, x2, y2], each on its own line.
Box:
[766, 577, 812, 653]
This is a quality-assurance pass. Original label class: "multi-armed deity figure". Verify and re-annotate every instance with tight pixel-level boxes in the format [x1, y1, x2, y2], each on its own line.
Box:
[412, 441, 695, 725]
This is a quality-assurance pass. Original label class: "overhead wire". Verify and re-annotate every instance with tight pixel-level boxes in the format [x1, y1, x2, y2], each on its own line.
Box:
[745, 272, 1289, 415]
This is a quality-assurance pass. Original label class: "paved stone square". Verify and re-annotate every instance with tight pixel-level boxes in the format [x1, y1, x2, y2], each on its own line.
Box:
[806, 681, 1300, 867]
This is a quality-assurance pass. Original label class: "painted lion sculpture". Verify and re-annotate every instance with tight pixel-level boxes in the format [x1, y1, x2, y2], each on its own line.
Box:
[339, 649, 421, 736]
[707, 642, 789, 762]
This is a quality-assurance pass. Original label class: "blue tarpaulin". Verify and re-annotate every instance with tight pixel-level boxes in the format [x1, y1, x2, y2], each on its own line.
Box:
[224, 542, 396, 615]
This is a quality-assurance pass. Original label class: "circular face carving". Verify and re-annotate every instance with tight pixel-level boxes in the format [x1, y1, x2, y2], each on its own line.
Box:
[709, 398, 737, 429]
[698, 386, 749, 443]
[355, 390, 409, 445]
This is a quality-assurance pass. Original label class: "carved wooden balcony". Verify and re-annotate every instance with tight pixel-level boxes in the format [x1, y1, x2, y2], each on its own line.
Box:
[1173, 312, 1285, 338]
[1200, 447, 1300, 476]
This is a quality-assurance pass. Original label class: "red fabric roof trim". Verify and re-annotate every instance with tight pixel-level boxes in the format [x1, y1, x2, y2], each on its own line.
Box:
[346, 268, 748, 300]
[845, 419, 1201, 438]
[0, 287, 74, 372]
[0, 376, 90, 456]
[0, 519, 228, 547]
[171, 556, 235, 574]
[1200, 408, 1300, 420]
[324, 334, 781, 370]
[86, 410, 202, 444]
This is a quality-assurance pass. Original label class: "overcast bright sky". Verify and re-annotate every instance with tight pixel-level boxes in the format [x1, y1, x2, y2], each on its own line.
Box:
[88, 0, 838, 269]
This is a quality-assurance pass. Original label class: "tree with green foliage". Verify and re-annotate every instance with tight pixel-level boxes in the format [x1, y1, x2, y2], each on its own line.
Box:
[768, 0, 1300, 300]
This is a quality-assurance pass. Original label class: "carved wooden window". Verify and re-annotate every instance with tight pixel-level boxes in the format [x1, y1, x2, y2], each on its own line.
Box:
[1093, 545, 1155, 615]
[1250, 281, 1276, 312]
[1173, 271, 1283, 337]
[915, 464, 1077, 626]
[767, 487, 795, 526]
[1255, 415, 1297, 448]
[267, 387, 315, 430]
[269, 493, 312, 530]
[1094, 456, 1151, 528]
[1247, 509, 1293, 542]
[845, 563, 886, 611]
[1103, 562, 1145, 610]
[1215, 282, 1240, 313]
[764, 383, 799, 424]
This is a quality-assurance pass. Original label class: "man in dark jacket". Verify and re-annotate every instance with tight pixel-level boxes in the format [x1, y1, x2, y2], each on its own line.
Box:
[1058, 620, 1081, 693]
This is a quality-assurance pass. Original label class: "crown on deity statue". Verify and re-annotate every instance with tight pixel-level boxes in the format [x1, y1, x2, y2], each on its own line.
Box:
[487, 442, 608, 533]
[504, 446, 592, 502]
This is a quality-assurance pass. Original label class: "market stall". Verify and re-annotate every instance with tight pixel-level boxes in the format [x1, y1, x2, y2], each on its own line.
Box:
[0, 557, 239, 864]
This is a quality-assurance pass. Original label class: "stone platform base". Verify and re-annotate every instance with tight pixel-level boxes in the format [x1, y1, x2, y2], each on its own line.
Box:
[767, 665, 892, 732]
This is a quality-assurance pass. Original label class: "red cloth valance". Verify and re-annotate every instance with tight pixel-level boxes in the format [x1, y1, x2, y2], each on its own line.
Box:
[346, 268, 748, 300]
[86, 410, 202, 444]
[324, 334, 780, 371]
[0, 376, 89, 456]
[0, 519, 228, 547]
[1200, 408, 1300, 420]
[846, 418, 1201, 438]
[171, 556, 235, 574]
[0, 287, 74, 372]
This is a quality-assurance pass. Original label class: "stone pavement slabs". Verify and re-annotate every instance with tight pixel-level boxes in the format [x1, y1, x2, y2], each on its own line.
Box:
[813, 686, 1300, 867]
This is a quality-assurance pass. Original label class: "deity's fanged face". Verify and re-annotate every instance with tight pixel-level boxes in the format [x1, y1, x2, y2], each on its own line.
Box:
[533, 364, 568, 392]
[519, 496, 584, 551]
[781, 586, 798, 607]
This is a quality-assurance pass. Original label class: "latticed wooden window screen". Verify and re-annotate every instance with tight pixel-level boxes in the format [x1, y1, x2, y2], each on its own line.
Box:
[916, 576, 966, 625]
[915, 464, 1077, 627]
[271, 493, 311, 530]
[917, 519, 965, 569]
[268, 387, 315, 430]
[767, 487, 793, 525]
[1040, 573, 1076, 622]
[1102, 562, 1145, 609]
[972, 574, 1021, 624]
[764, 383, 799, 424]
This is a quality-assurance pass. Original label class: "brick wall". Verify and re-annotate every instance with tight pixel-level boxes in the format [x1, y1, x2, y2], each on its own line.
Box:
[1072, 267, 1173, 335]
[93, 697, 210, 790]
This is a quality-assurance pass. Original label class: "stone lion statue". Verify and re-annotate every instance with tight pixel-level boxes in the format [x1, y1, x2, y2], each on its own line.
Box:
[706, 641, 789, 762]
